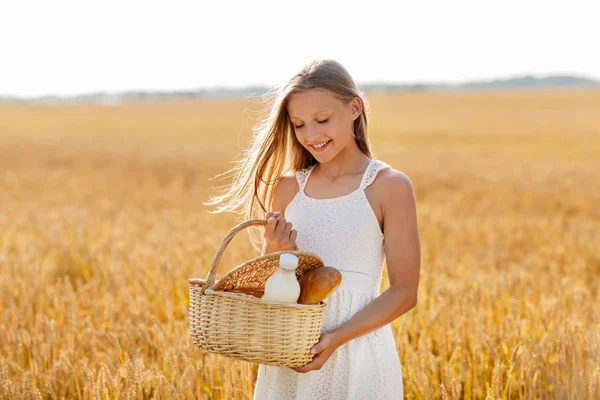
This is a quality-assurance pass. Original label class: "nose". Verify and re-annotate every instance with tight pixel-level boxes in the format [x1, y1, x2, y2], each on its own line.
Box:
[305, 123, 320, 141]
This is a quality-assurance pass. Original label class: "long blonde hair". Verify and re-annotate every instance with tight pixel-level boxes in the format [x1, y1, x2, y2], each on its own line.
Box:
[204, 59, 374, 250]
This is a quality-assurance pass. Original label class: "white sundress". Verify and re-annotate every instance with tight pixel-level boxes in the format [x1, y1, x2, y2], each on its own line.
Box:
[253, 158, 404, 400]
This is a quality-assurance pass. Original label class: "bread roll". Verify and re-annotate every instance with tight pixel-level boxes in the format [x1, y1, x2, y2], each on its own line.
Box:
[298, 266, 342, 305]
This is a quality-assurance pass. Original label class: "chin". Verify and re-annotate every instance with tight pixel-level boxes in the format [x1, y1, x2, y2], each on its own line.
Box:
[314, 152, 336, 163]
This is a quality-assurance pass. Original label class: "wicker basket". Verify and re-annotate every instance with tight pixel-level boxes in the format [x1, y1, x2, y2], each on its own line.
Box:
[189, 219, 328, 368]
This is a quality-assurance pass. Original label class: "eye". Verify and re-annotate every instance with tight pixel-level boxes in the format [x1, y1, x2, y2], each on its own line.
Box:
[293, 119, 328, 129]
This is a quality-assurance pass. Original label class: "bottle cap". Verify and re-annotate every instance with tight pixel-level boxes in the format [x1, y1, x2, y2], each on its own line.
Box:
[279, 253, 299, 270]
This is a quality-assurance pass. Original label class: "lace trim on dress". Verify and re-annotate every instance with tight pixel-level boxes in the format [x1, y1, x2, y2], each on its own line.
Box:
[360, 159, 391, 190]
[296, 159, 389, 196]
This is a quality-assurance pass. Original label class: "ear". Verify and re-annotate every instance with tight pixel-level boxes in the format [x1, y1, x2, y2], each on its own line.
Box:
[351, 96, 362, 120]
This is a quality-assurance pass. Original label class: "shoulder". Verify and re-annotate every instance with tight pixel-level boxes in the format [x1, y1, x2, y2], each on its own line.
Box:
[378, 166, 413, 189]
[273, 172, 300, 213]
[277, 172, 299, 194]
[373, 165, 415, 206]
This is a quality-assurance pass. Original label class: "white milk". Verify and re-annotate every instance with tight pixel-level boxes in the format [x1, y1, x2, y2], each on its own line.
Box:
[261, 253, 301, 304]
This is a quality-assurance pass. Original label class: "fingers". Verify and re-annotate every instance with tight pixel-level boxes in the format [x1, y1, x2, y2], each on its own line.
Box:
[291, 358, 320, 373]
[281, 221, 293, 237]
[273, 216, 287, 236]
[264, 212, 283, 239]
[273, 220, 285, 236]
[265, 211, 280, 220]
[264, 211, 298, 250]
[264, 216, 278, 237]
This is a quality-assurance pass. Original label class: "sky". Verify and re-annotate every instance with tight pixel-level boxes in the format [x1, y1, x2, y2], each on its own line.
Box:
[1, 0, 599, 98]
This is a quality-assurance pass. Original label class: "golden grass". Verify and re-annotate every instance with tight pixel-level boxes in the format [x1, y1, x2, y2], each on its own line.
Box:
[0, 89, 599, 399]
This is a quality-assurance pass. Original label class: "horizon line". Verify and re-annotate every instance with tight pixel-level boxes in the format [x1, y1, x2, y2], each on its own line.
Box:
[1, 72, 599, 101]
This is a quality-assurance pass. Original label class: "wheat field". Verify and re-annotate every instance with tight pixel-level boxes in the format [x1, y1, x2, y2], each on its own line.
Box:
[0, 89, 599, 399]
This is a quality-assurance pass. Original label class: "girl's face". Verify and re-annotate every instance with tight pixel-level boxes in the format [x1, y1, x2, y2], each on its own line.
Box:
[287, 89, 360, 162]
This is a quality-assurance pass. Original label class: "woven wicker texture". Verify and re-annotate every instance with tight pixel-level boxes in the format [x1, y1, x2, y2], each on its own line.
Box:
[189, 219, 330, 367]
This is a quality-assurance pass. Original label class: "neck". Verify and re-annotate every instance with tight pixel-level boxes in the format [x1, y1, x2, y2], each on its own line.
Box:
[315, 144, 371, 180]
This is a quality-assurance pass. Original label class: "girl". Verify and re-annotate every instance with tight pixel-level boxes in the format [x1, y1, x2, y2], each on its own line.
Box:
[205, 59, 420, 400]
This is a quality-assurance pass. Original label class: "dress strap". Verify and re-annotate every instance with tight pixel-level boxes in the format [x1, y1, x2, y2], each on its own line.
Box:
[297, 160, 388, 191]
[295, 164, 317, 191]
[360, 159, 390, 190]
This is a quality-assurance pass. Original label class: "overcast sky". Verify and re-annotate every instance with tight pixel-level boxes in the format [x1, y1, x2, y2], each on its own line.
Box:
[1, 0, 598, 98]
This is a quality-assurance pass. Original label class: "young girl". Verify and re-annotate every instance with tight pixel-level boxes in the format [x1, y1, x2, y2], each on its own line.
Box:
[205, 59, 420, 400]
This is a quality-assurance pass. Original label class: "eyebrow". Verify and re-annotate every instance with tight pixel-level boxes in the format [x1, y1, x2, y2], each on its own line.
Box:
[288, 109, 330, 120]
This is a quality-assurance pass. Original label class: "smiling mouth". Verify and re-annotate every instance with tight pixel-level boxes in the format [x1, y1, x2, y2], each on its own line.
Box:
[311, 140, 331, 150]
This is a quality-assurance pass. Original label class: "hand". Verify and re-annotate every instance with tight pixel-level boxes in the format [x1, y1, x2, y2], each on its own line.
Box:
[291, 331, 341, 373]
[264, 211, 298, 252]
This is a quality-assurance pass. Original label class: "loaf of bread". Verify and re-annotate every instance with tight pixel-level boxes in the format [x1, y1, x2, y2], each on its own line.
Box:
[297, 266, 342, 304]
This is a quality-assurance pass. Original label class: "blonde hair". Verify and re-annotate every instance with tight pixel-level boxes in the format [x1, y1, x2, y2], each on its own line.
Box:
[204, 59, 374, 250]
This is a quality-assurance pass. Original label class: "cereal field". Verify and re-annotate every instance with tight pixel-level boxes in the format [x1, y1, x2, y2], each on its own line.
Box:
[0, 89, 599, 399]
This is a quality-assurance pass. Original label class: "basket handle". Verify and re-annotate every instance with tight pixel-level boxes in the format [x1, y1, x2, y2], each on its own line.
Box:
[205, 219, 268, 287]
[190, 218, 299, 292]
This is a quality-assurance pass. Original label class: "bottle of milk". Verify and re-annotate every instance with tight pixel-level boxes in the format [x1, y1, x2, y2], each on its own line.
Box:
[261, 253, 301, 304]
